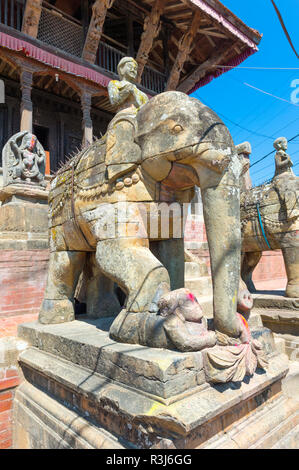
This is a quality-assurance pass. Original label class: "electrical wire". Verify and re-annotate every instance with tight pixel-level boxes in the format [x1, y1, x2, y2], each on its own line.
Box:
[252, 150, 299, 178]
[214, 66, 299, 70]
[200, 97, 275, 140]
[250, 133, 299, 168]
[243, 82, 299, 107]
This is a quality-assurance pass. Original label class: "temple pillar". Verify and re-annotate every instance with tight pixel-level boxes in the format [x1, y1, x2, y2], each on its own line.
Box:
[20, 68, 33, 133]
[81, 91, 93, 147]
[22, 0, 43, 38]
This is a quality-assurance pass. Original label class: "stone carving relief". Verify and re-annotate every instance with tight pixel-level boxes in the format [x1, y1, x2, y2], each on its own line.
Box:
[2, 131, 46, 188]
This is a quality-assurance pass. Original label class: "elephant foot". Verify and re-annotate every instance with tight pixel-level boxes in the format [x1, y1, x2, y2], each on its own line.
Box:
[87, 293, 121, 319]
[285, 284, 299, 299]
[39, 299, 75, 325]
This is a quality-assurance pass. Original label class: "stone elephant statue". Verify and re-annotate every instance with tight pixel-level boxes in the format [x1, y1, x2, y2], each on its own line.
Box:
[40, 91, 245, 346]
[241, 171, 299, 298]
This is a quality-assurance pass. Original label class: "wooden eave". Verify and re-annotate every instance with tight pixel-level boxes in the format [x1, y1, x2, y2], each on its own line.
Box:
[136, 0, 262, 93]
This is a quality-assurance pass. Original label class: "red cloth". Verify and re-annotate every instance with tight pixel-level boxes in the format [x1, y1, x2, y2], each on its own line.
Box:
[0, 31, 110, 88]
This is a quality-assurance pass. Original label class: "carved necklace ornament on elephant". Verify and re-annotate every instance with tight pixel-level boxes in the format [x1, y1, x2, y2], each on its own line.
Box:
[39, 91, 267, 383]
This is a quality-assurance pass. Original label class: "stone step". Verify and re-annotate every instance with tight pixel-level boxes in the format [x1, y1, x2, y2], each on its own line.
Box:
[203, 392, 299, 449]
[185, 261, 209, 279]
[272, 424, 299, 449]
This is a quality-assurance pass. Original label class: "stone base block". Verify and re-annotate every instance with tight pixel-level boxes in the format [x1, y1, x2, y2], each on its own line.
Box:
[0, 184, 49, 250]
[253, 293, 299, 362]
[13, 319, 299, 449]
[253, 292, 299, 311]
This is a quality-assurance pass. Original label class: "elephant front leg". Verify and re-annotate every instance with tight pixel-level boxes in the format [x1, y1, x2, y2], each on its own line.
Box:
[39, 251, 86, 324]
[282, 245, 299, 298]
[95, 238, 170, 313]
[199, 164, 242, 338]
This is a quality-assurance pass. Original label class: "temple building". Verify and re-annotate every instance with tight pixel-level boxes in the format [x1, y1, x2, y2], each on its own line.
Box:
[4, 0, 299, 449]
[0, 0, 262, 175]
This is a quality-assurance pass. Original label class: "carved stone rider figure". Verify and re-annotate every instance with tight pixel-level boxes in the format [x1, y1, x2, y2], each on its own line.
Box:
[106, 57, 149, 182]
[273, 136, 297, 220]
[273, 136, 295, 178]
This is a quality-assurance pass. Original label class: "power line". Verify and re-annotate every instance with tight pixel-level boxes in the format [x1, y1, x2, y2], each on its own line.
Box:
[243, 82, 299, 107]
[250, 133, 299, 168]
[252, 150, 299, 178]
[215, 66, 299, 70]
[200, 98, 274, 140]
[251, 115, 299, 153]
[225, 76, 292, 135]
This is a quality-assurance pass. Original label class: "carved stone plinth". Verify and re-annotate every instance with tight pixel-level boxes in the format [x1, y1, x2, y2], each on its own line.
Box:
[0, 184, 48, 250]
[253, 292, 299, 361]
[13, 318, 299, 449]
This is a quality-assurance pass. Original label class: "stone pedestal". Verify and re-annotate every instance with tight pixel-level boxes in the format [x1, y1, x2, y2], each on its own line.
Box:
[13, 318, 299, 449]
[253, 293, 299, 362]
[0, 184, 49, 250]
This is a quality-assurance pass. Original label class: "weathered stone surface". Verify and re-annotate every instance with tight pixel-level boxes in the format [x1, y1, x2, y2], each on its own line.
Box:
[257, 306, 299, 360]
[0, 184, 48, 203]
[13, 382, 125, 449]
[14, 342, 296, 448]
[18, 319, 206, 400]
[253, 292, 299, 311]
[0, 184, 49, 250]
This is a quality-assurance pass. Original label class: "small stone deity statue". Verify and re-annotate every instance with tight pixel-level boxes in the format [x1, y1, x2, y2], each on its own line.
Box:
[273, 136, 294, 178]
[2, 131, 46, 188]
[106, 57, 149, 182]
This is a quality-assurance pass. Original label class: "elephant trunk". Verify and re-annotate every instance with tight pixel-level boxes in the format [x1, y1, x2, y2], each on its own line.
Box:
[199, 157, 242, 338]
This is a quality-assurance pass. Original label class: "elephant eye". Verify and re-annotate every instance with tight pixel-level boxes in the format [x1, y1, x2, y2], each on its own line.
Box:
[172, 124, 183, 134]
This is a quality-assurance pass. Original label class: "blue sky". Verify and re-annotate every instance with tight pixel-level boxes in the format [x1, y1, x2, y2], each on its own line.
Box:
[191, 0, 299, 186]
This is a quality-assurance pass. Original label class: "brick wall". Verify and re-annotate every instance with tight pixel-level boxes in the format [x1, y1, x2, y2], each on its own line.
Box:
[0, 251, 49, 318]
[0, 367, 20, 449]
[0, 250, 49, 449]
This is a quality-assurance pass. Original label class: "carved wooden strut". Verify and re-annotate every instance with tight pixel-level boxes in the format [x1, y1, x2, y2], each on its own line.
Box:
[82, 0, 116, 64]
[166, 11, 202, 91]
[136, 0, 167, 83]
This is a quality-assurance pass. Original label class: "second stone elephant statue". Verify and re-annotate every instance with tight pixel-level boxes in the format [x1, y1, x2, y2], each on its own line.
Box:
[241, 171, 299, 298]
[40, 91, 245, 346]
